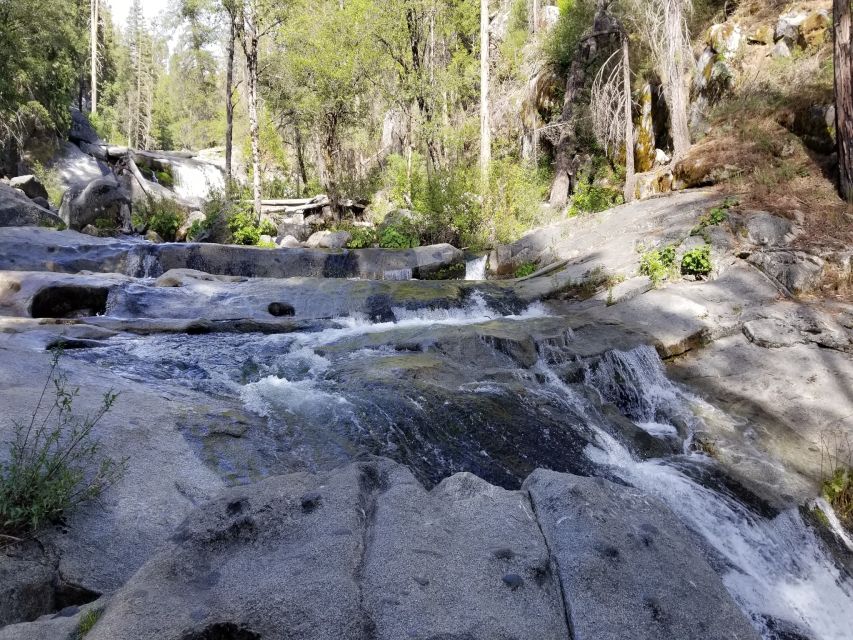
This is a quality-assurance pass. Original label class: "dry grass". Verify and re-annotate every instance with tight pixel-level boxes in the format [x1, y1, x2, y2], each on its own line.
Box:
[686, 1, 852, 251]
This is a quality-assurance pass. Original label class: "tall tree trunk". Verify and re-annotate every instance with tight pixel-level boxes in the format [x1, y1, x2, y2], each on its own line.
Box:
[531, 0, 540, 33]
[549, 57, 585, 206]
[225, 13, 236, 186]
[295, 126, 309, 196]
[241, 9, 262, 220]
[90, 0, 98, 114]
[835, 0, 853, 203]
[480, 0, 491, 189]
[664, 1, 691, 159]
[622, 36, 635, 202]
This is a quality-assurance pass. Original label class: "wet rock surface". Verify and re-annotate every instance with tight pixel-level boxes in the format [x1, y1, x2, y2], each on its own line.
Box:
[80, 459, 755, 640]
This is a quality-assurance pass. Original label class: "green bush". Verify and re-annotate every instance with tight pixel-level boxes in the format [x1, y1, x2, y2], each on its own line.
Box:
[147, 201, 186, 242]
[259, 218, 278, 237]
[0, 351, 126, 536]
[514, 262, 537, 278]
[379, 224, 419, 249]
[681, 245, 713, 277]
[346, 227, 377, 249]
[229, 211, 261, 245]
[639, 245, 677, 286]
[568, 180, 624, 217]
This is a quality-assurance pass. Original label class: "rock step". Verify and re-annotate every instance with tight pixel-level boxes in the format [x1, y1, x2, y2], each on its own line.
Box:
[60, 459, 758, 640]
[0, 227, 464, 281]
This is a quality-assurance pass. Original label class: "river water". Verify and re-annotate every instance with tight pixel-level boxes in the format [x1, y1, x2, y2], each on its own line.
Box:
[70, 298, 853, 640]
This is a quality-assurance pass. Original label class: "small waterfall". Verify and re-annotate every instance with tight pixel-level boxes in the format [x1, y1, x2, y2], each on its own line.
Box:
[124, 248, 162, 279]
[570, 347, 853, 640]
[171, 158, 225, 201]
[465, 255, 487, 281]
[383, 268, 413, 281]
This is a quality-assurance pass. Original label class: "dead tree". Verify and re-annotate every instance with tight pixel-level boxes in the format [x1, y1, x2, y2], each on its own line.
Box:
[623, 0, 693, 159]
[590, 33, 636, 201]
[835, 0, 852, 203]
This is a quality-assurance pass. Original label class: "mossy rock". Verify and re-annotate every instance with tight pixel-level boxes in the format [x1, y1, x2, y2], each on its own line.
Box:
[418, 262, 466, 281]
[746, 25, 773, 46]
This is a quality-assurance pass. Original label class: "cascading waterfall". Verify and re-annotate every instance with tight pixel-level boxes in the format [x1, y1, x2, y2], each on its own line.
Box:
[465, 255, 487, 281]
[69, 303, 853, 639]
[171, 158, 225, 202]
[553, 345, 853, 640]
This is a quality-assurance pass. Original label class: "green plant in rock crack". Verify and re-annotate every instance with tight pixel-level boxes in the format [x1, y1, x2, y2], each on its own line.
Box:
[639, 244, 677, 286]
[681, 245, 713, 277]
[0, 350, 127, 537]
[692, 197, 738, 235]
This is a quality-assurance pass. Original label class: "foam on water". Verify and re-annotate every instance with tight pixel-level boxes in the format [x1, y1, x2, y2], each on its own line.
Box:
[465, 255, 487, 281]
[557, 346, 853, 640]
[171, 158, 225, 202]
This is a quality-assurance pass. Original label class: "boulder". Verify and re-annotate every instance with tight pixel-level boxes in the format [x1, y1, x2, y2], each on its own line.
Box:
[0, 554, 56, 626]
[736, 211, 796, 247]
[748, 250, 825, 295]
[0, 182, 63, 228]
[799, 11, 831, 48]
[277, 234, 301, 248]
[746, 24, 773, 45]
[524, 471, 761, 640]
[774, 12, 808, 47]
[144, 230, 164, 243]
[59, 177, 131, 232]
[175, 210, 205, 242]
[306, 230, 352, 249]
[68, 108, 101, 145]
[706, 22, 742, 57]
[48, 142, 111, 190]
[9, 175, 48, 201]
[772, 41, 792, 58]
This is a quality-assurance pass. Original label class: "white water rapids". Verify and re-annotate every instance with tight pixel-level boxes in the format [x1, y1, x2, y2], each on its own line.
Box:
[171, 157, 225, 202]
[72, 299, 853, 639]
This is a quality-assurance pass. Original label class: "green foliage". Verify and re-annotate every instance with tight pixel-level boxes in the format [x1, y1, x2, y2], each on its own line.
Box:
[544, 0, 597, 71]
[496, 0, 530, 82]
[154, 170, 174, 189]
[30, 162, 64, 208]
[568, 180, 625, 217]
[229, 210, 262, 246]
[693, 197, 738, 234]
[379, 224, 420, 249]
[259, 218, 278, 237]
[514, 262, 538, 278]
[345, 227, 377, 249]
[681, 245, 713, 277]
[821, 431, 852, 530]
[639, 245, 677, 286]
[136, 198, 187, 241]
[75, 608, 103, 638]
[0, 351, 126, 536]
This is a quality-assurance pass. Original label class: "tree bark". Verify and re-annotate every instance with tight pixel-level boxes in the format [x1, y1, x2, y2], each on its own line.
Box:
[480, 0, 491, 189]
[295, 126, 309, 196]
[622, 36, 635, 202]
[664, 1, 691, 159]
[549, 57, 586, 207]
[835, 0, 853, 203]
[241, 8, 263, 219]
[225, 11, 236, 185]
[90, 0, 98, 114]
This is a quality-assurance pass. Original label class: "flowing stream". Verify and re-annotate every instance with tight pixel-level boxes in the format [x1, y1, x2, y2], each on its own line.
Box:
[71, 298, 853, 640]
[171, 157, 225, 202]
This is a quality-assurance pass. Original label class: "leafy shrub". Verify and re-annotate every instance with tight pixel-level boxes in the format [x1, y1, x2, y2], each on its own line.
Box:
[568, 180, 624, 217]
[0, 351, 126, 536]
[639, 245, 676, 286]
[514, 262, 537, 278]
[379, 224, 419, 249]
[693, 197, 738, 234]
[229, 211, 261, 245]
[147, 199, 186, 242]
[346, 227, 377, 249]
[258, 218, 278, 237]
[30, 161, 64, 207]
[681, 245, 713, 277]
